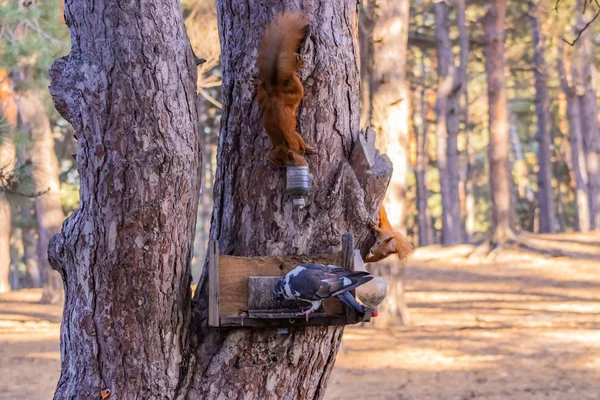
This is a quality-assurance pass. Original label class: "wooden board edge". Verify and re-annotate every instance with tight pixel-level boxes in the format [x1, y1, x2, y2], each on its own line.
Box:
[208, 240, 220, 327]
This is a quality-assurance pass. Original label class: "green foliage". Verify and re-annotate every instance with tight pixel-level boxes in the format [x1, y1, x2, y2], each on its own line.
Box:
[0, 0, 69, 90]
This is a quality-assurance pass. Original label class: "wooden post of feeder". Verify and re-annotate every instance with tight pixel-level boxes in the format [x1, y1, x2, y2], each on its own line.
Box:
[208, 240, 220, 327]
[341, 233, 356, 323]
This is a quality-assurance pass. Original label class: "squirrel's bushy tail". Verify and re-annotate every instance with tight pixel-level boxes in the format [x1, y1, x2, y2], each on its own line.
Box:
[258, 12, 308, 86]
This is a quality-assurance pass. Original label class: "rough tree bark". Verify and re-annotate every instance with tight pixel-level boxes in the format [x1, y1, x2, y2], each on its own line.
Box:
[558, 45, 590, 232]
[16, 91, 65, 303]
[188, 1, 392, 396]
[572, 4, 600, 230]
[0, 70, 18, 293]
[484, 0, 514, 243]
[434, 2, 461, 245]
[528, 0, 556, 233]
[365, 0, 411, 233]
[47, 0, 201, 397]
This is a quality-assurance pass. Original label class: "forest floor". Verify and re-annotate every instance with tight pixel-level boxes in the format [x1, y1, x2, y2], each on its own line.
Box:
[2, 233, 600, 400]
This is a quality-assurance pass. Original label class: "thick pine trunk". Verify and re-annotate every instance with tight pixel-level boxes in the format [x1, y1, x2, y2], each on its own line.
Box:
[188, 1, 389, 396]
[484, 0, 514, 243]
[16, 91, 65, 303]
[434, 2, 461, 245]
[366, 0, 411, 233]
[528, 0, 555, 233]
[48, 0, 201, 397]
[0, 70, 18, 293]
[558, 47, 590, 232]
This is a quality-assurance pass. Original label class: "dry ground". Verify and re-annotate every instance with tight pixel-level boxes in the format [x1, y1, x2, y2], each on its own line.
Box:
[1, 233, 600, 399]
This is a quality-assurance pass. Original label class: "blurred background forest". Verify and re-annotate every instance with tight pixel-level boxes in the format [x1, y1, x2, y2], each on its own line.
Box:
[0, 0, 599, 297]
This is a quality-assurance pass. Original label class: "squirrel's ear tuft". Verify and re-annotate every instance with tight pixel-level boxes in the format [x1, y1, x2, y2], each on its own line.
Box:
[384, 237, 394, 244]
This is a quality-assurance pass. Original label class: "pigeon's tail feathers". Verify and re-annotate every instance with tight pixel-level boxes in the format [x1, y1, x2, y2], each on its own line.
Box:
[337, 291, 365, 316]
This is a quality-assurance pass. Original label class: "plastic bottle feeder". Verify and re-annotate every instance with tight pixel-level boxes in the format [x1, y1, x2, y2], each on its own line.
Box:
[286, 166, 312, 208]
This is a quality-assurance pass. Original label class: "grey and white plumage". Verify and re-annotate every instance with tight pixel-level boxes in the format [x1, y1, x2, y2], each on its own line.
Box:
[274, 263, 373, 320]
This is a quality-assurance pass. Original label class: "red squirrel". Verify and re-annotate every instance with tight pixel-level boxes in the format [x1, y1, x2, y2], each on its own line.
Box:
[256, 12, 314, 167]
[366, 205, 413, 263]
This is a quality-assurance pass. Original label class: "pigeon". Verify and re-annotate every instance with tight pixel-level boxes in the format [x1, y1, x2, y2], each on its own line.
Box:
[274, 263, 373, 321]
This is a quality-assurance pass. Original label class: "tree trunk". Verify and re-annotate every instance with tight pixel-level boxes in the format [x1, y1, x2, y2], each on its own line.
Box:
[188, 1, 392, 396]
[434, 2, 461, 245]
[572, 7, 600, 230]
[366, 0, 411, 234]
[558, 46, 590, 232]
[47, 0, 201, 397]
[21, 199, 41, 288]
[457, 0, 473, 243]
[49, 1, 387, 399]
[528, 0, 555, 233]
[15, 91, 65, 304]
[359, 6, 373, 129]
[414, 49, 431, 247]
[484, 0, 514, 243]
[0, 70, 18, 294]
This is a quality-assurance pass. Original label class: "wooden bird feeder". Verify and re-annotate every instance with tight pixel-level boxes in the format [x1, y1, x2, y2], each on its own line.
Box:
[208, 234, 372, 327]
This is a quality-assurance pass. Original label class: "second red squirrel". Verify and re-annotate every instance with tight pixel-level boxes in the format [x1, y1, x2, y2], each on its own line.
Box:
[256, 12, 314, 167]
[366, 205, 413, 263]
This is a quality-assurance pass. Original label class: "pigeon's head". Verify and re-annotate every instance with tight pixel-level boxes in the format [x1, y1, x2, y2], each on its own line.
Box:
[274, 279, 286, 301]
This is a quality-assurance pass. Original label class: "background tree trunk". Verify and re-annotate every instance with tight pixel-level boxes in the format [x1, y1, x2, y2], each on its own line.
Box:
[47, 0, 201, 397]
[457, 0, 473, 243]
[528, 0, 555, 233]
[21, 199, 41, 288]
[0, 70, 18, 293]
[413, 49, 431, 247]
[359, 6, 373, 129]
[558, 46, 590, 232]
[366, 0, 411, 234]
[571, 5, 600, 230]
[187, 2, 391, 397]
[484, 0, 514, 243]
[16, 91, 65, 304]
[434, 2, 461, 245]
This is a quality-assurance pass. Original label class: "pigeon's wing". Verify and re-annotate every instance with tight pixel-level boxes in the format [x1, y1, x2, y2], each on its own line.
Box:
[288, 267, 329, 301]
[289, 264, 374, 301]
[315, 271, 373, 298]
[296, 263, 346, 273]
